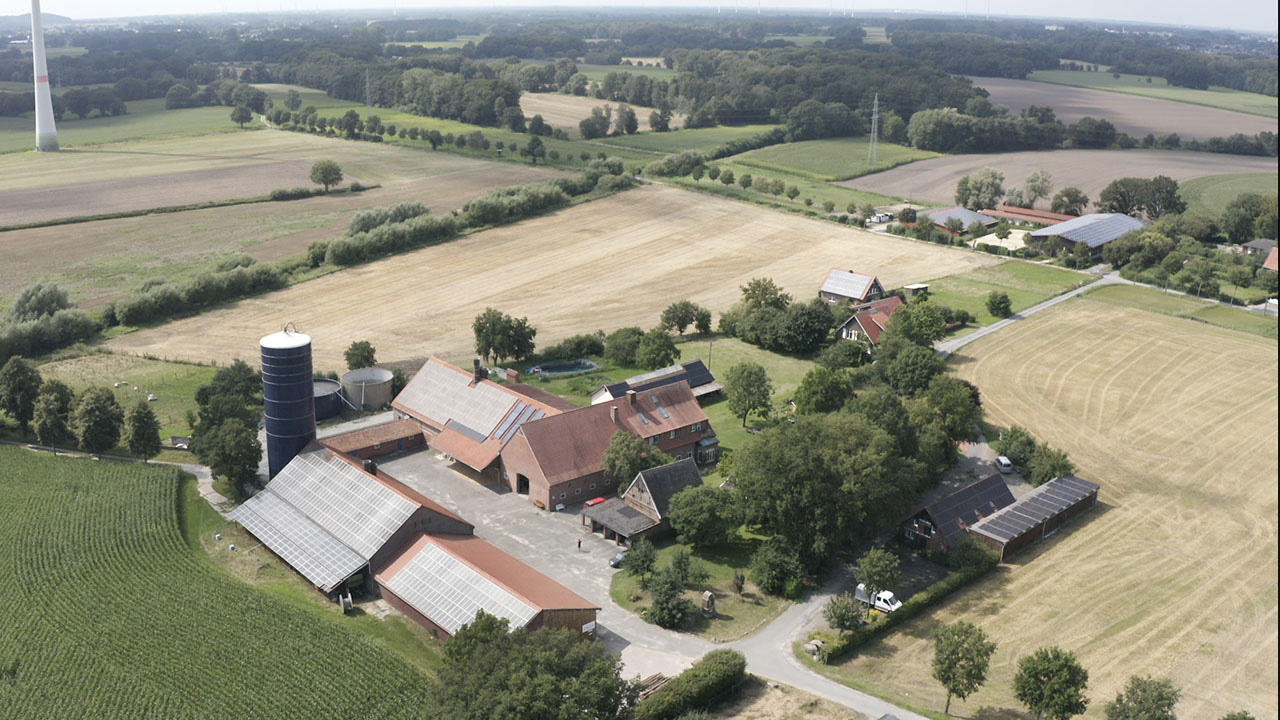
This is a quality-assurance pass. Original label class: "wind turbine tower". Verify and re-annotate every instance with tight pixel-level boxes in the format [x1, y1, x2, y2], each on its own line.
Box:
[29, 0, 59, 151]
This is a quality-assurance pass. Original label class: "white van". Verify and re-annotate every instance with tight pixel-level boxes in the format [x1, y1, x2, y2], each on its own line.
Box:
[996, 456, 1014, 474]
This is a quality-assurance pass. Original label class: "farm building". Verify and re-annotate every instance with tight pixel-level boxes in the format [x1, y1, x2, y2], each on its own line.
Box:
[580, 458, 702, 544]
[501, 381, 715, 510]
[982, 205, 1075, 226]
[1029, 213, 1149, 258]
[967, 475, 1100, 561]
[391, 358, 566, 480]
[375, 532, 599, 640]
[900, 474, 1015, 553]
[320, 418, 425, 460]
[230, 444, 473, 593]
[836, 295, 905, 345]
[1242, 238, 1275, 256]
[590, 360, 722, 405]
[922, 207, 999, 232]
[820, 268, 885, 306]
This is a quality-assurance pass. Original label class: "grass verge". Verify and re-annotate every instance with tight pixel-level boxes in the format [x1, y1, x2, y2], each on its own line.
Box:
[926, 261, 1095, 326]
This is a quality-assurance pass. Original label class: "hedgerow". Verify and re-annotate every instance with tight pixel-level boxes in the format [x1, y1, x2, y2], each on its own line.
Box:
[633, 650, 747, 720]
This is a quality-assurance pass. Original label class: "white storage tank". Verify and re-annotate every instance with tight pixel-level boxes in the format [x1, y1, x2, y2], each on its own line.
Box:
[341, 367, 394, 410]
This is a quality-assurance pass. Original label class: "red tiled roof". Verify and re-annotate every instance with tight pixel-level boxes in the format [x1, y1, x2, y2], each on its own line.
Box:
[1265, 246, 1279, 272]
[842, 295, 905, 345]
[983, 205, 1076, 224]
[319, 419, 422, 453]
[377, 532, 598, 613]
[516, 381, 707, 486]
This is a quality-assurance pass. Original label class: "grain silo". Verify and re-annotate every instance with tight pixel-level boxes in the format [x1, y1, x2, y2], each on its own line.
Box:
[340, 367, 394, 410]
[261, 325, 316, 479]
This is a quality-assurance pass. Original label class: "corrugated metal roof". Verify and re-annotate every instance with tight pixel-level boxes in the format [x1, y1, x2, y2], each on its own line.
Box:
[969, 475, 1099, 543]
[1029, 213, 1149, 248]
[923, 206, 998, 228]
[821, 269, 879, 301]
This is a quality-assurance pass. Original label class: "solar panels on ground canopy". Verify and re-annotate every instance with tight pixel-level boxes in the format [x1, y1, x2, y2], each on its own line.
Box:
[969, 475, 1099, 542]
[383, 541, 538, 635]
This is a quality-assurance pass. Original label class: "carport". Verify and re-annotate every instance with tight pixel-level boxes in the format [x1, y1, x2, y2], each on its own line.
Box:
[580, 498, 657, 545]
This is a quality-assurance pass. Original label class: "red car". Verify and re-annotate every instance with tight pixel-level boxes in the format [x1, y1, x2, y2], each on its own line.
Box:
[583, 496, 607, 508]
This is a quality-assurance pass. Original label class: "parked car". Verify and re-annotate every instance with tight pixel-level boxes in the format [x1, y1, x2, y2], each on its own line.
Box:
[854, 582, 902, 614]
[583, 496, 607, 508]
[609, 550, 628, 568]
[996, 456, 1014, 474]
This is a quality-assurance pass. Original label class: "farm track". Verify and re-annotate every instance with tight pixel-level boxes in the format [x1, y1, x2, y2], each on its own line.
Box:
[831, 298, 1277, 719]
[105, 184, 1000, 370]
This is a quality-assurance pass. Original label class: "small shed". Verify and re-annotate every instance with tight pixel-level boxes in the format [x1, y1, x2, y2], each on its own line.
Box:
[967, 475, 1100, 561]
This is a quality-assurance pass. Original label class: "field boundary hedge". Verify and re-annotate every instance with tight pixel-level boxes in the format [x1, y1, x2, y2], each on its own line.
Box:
[633, 649, 747, 720]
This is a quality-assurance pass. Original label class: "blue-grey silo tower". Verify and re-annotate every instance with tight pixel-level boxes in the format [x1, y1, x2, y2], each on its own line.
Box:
[260, 325, 316, 479]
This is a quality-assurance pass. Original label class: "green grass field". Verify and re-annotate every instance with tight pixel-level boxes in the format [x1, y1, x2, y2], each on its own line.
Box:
[1179, 172, 1279, 218]
[1027, 69, 1279, 118]
[732, 137, 939, 181]
[36, 353, 216, 439]
[0, 447, 438, 718]
[595, 124, 781, 154]
[1085, 284, 1278, 338]
[0, 98, 237, 153]
[610, 529, 789, 642]
[576, 63, 676, 82]
[926, 261, 1095, 326]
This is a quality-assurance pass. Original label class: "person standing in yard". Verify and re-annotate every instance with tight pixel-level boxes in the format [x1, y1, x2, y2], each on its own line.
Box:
[577, 539, 582, 551]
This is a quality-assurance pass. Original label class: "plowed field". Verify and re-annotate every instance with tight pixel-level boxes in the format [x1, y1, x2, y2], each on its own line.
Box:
[106, 184, 999, 371]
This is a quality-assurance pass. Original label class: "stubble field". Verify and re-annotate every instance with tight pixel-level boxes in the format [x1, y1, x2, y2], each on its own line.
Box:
[822, 297, 1278, 719]
[518, 92, 673, 133]
[837, 149, 1279, 207]
[970, 76, 1279, 139]
[106, 183, 1000, 370]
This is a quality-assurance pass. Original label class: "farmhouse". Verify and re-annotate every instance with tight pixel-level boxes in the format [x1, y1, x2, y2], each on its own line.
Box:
[835, 295, 905, 345]
[375, 532, 599, 640]
[967, 475, 1100, 561]
[590, 360, 722, 405]
[230, 444, 473, 593]
[1029, 213, 1149, 258]
[501, 381, 715, 510]
[1242, 238, 1275, 256]
[900, 474, 1015, 553]
[820, 268, 885, 306]
[580, 458, 702, 544]
[982, 205, 1075, 226]
[391, 358, 565, 480]
[320, 418, 425, 460]
[922, 207, 999, 233]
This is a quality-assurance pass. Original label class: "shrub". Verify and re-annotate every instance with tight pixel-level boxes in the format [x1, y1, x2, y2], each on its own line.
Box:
[596, 174, 635, 192]
[347, 201, 430, 235]
[632, 650, 747, 720]
[326, 215, 459, 266]
[462, 183, 570, 228]
[542, 333, 605, 360]
[749, 541, 803, 597]
[269, 187, 319, 201]
[644, 151, 707, 177]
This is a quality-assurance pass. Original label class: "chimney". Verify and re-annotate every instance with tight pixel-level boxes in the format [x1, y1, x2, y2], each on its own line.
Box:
[362, 458, 378, 476]
[626, 389, 636, 405]
[472, 358, 488, 384]
[610, 406, 618, 424]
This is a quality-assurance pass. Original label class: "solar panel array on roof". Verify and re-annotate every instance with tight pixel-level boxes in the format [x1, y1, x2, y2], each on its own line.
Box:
[821, 269, 875, 299]
[1029, 213, 1149, 248]
[268, 451, 417, 559]
[396, 361, 518, 437]
[231, 491, 365, 591]
[970, 475, 1099, 542]
[384, 541, 538, 635]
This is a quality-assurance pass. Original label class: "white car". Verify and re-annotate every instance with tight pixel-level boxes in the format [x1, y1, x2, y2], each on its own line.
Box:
[855, 582, 902, 614]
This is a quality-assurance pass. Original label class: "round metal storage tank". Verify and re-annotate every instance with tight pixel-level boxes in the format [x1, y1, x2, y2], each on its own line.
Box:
[313, 378, 343, 421]
[341, 367, 394, 410]
[261, 329, 316, 479]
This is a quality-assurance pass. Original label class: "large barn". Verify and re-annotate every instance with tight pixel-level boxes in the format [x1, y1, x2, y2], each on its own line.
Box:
[967, 475, 1100, 561]
[1029, 213, 1149, 258]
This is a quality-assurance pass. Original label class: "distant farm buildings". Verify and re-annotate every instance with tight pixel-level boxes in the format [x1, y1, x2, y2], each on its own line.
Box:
[982, 205, 1075, 226]
[820, 268, 885, 306]
[1029, 213, 1150, 258]
[922, 206, 999, 233]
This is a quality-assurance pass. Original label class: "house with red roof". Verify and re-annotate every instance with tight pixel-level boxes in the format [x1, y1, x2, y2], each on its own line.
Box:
[835, 295, 906, 345]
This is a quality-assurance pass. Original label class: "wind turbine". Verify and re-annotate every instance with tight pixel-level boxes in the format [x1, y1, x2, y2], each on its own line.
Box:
[30, 0, 59, 151]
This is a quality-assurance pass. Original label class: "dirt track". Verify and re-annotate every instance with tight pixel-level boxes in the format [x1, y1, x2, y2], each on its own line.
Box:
[836, 297, 1279, 719]
[106, 184, 998, 371]
[838, 149, 1278, 206]
[971, 76, 1279, 140]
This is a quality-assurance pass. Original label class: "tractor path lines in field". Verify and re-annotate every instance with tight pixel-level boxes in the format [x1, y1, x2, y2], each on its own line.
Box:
[105, 184, 1000, 370]
[519, 93, 670, 133]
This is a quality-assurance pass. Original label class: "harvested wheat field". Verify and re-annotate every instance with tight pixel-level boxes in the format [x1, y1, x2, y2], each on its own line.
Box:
[106, 184, 998, 370]
[823, 297, 1278, 719]
[971, 76, 1278, 139]
[839, 148, 1278, 207]
[711, 676, 865, 720]
[0, 140, 563, 307]
[519, 93, 672, 134]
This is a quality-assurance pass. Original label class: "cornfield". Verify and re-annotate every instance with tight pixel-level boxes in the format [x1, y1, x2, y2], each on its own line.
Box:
[0, 446, 433, 719]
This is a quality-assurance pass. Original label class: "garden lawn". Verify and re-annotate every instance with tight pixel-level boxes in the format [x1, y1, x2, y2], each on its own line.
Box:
[1026, 69, 1278, 118]
[732, 137, 939, 181]
[925, 261, 1094, 326]
[1179, 172, 1279, 218]
[609, 530, 789, 642]
[596, 124, 781, 154]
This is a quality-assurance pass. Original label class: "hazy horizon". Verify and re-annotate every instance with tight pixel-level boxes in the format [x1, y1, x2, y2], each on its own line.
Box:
[3, 0, 1277, 35]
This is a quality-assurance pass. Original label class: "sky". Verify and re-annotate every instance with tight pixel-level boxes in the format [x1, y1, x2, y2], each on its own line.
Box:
[5, 0, 1277, 34]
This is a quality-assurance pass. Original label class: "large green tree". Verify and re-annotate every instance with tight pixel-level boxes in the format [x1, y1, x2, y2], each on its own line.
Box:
[884, 345, 946, 395]
[622, 537, 657, 585]
[604, 327, 645, 365]
[660, 301, 701, 335]
[739, 278, 792, 310]
[72, 387, 124, 456]
[954, 168, 1005, 211]
[32, 379, 74, 446]
[668, 485, 735, 548]
[993, 425, 1038, 468]
[793, 366, 853, 414]
[344, 340, 377, 370]
[1051, 187, 1090, 216]
[0, 356, 42, 432]
[1014, 646, 1090, 720]
[309, 160, 343, 192]
[431, 610, 638, 720]
[933, 621, 997, 715]
[7, 282, 71, 322]
[601, 430, 673, 488]
[886, 301, 948, 346]
[1029, 444, 1075, 486]
[855, 548, 900, 615]
[230, 104, 253, 128]
[823, 592, 863, 636]
[1024, 169, 1054, 208]
[125, 400, 162, 461]
[635, 328, 680, 370]
[724, 362, 773, 427]
[203, 418, 262, 489]
[472, 308, 537, 364]
[1104, 675, 1179, 720]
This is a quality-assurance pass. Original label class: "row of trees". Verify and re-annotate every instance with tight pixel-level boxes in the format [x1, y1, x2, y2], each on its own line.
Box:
[0, 357, 160, 459]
